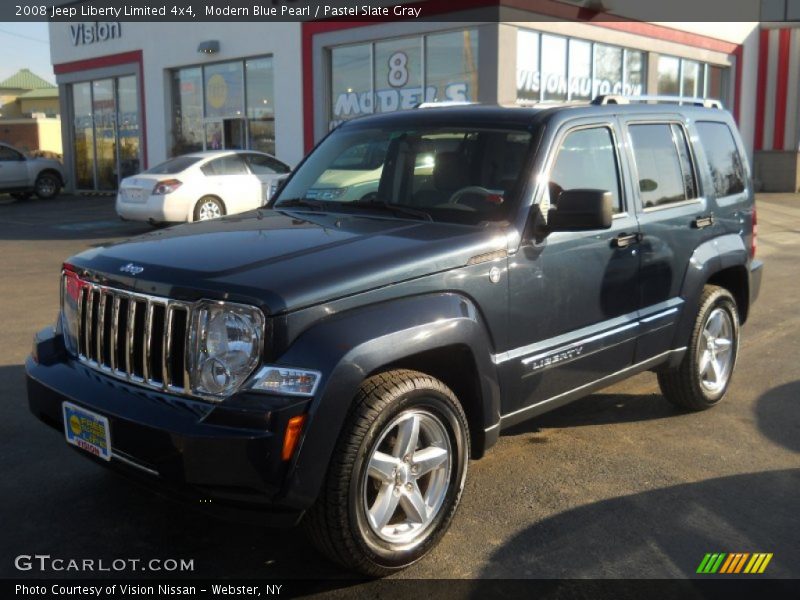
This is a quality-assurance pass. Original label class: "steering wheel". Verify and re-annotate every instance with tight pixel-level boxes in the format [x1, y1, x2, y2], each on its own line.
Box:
[447, 186, 499, 206]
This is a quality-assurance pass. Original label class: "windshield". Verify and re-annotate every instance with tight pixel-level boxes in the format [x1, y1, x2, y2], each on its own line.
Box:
[273, 124, 535, 224]
[144, 156, 202, 175]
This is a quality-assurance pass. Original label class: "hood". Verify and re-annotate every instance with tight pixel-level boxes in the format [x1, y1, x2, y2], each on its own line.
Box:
[68, 209, 507, 314]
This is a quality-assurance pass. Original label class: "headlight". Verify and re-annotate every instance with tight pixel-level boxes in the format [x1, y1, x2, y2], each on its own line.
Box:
[60, 269, 82, 354]
[188, 301, 265, 398]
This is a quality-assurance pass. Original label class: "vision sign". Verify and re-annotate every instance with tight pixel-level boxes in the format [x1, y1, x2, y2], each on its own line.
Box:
[70, 22, 122, 46]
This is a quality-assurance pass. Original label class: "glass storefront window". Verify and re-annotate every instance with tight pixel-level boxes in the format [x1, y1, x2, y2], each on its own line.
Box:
[171, 56, 276, 157]
[594, 43, 622, 96]
[72, 82, 94, 190]
[71, 75, 141, 191]
[116, 75, 140, 180]
[329, 29, 478, 129]
[517, 30, 539, 102]
[516, 29, 645, 103]
[568, 39, 592, 100]
[92, 79, 116, 191]
[624, 50, 645, 93]
[425, 30, 479, 104]
[706, 65, 725, 100]
[204, 61, 244, 119]
[374, 38, 422, 113]
[172, 67, 203, 155]
[246, 57, 276, 155]
[681, 59, 702, 97]
[331, 43, 373, 124]
[540, 35, 567, 101]
[657, 56, 681, 95]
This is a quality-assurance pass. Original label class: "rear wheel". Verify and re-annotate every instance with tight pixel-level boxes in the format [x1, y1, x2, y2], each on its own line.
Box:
[304, 369, 470, 576]
[658, 285, 740, 410]
[34, 172, 61, 199]
[193, 196, 225, 221]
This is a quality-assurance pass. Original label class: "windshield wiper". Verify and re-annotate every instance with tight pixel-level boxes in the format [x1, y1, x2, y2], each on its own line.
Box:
[349, 199, 433, 222]
[273, 198, 327, 211]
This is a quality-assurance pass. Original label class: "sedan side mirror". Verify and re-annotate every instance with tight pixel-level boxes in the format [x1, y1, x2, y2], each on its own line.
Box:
[547, 189, 613, 231]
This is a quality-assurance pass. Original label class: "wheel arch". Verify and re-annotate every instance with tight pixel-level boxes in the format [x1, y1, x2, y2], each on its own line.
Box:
[274, 293, 501, 510]
[191, 194, 226, 221]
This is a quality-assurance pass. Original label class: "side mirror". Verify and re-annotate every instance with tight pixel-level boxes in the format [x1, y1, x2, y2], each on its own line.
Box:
[547, 189, 613, 231]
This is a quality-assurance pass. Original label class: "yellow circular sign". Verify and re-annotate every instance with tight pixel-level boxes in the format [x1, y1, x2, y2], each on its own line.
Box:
[69, 414, 82, 436]
[206, 73, 228, 110]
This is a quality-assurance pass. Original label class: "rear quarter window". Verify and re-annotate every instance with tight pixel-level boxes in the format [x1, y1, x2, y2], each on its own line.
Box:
[695, 122, 746, 197]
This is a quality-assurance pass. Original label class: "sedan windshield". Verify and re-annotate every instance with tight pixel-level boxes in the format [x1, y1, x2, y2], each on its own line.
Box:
[273, 124, 535, 224]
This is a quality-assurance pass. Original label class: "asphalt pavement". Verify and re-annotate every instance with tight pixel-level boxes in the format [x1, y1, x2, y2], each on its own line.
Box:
[0, 192, 797, 585]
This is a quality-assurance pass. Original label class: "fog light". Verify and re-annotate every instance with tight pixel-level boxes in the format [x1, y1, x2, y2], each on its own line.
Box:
[250, 367, 321, 397]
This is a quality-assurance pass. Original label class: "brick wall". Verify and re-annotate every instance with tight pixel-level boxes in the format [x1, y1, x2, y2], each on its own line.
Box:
[0, 122, 40, 152]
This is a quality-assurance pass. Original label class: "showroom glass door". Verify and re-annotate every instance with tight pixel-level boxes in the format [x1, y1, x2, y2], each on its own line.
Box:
[70, 74, 141, 191]
[92, 79, 117, 191]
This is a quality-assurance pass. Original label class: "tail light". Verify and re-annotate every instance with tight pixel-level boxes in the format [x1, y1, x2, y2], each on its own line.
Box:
[152, 179, 182, 195]
[751, 207, 757, 259]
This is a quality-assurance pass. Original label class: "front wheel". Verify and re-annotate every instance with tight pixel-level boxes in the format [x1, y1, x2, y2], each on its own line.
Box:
[658, 285, 740, 410]
[34, 172, 61, 199]
[304, 369, 470, 576]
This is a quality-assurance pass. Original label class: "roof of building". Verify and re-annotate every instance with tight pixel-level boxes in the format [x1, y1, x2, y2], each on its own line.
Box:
[0, 68, 55, 91]
[18, 87, 59, 100]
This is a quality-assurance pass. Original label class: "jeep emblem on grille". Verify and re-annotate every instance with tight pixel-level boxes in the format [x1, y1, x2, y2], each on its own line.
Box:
[119, 263, 144, 275]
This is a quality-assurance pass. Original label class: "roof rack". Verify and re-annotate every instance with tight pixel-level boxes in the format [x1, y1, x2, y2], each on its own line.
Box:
[415, 101, 477, 109]
[592, 94, 723, 109]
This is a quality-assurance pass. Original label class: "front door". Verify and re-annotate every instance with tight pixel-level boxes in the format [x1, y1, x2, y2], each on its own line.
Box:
[501, 120, 641, 418]
[205, 118, 246, 150]
[0, 145, 29, 187]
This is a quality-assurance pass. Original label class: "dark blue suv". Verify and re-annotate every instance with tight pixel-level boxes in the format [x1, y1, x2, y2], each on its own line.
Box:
[27, 97, 762, 575]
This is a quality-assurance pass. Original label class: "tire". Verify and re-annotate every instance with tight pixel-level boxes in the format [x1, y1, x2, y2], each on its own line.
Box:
[658, 285, 740, 411]
[34, 172, 61, 199]
[304, 369, 470, 576]
[193, 196, 225, 221]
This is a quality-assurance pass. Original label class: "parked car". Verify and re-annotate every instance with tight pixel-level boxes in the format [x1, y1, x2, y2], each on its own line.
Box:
[27, 97, 762, 576]
[0, 142, 65, 200]
[116, 150, 291, 225]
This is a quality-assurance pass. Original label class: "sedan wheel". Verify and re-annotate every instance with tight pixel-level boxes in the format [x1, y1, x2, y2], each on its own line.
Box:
[194, 197, 225, 221]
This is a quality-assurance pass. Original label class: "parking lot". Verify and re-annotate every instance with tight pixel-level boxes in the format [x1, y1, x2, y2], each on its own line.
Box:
[0, 193, 798, 583]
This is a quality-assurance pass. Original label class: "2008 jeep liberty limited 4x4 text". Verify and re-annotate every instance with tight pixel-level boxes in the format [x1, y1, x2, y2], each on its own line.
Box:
[27, 96, 762, 575]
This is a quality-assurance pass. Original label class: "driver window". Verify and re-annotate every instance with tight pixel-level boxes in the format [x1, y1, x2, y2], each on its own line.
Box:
[549, 127, 623, 213]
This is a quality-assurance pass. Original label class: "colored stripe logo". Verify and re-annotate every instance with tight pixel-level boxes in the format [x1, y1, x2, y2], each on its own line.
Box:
[696, 553, 773, 574]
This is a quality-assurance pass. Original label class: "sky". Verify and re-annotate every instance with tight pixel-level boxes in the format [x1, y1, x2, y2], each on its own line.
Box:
[0, 22, 53, 84]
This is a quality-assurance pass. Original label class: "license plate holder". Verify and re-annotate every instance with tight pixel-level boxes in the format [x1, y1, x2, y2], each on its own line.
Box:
[62, 401, 112, 461]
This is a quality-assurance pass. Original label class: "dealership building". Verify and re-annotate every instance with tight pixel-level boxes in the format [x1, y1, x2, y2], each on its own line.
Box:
[47, 6, 800, 193]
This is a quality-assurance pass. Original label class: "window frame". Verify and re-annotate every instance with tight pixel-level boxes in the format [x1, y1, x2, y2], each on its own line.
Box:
[695, 120, 747, 199]
[624, 119, 703, 213]
[543, 121, 627, 217]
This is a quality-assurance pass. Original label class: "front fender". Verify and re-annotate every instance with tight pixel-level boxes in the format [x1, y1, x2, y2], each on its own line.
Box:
[273, 292, 500, 509]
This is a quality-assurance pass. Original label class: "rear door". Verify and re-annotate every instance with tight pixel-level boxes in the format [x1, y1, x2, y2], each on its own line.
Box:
[0, 145, 29, 188]
[502, 119, 641, 417]
[620, 116, 720, 361]
[201, 154, 263, 213]
[241, 152, 291, 205]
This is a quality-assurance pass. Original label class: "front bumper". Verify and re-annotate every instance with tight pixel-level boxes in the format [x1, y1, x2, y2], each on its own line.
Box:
[26, 327, 309, 526]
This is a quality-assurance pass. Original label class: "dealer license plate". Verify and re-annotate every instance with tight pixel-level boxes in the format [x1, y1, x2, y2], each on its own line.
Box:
[62, 401, 111, 461]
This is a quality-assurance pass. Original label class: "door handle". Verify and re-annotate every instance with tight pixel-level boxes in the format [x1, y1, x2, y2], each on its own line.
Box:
[611, 232, 641, 249]
[692, 214, 715, 229]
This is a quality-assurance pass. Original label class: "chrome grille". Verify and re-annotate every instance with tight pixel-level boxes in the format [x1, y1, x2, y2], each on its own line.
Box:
[72, 277, 191, 393]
